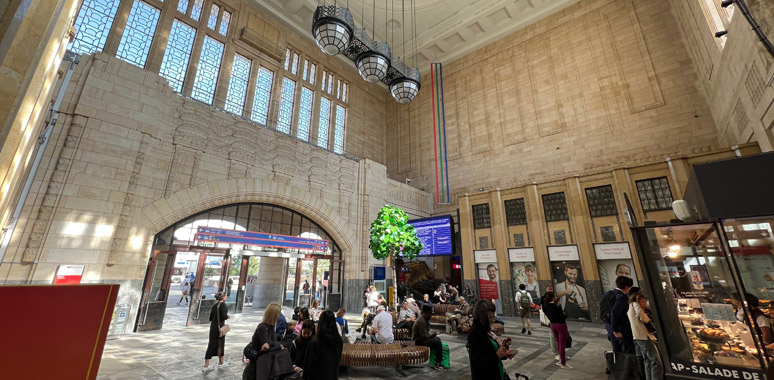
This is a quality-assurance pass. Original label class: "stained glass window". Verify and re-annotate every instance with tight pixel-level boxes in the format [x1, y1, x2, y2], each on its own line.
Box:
[192, 36, 224, 104]
[342, 82, 348, 102]
[284, 49, 291, 71]
[219, 11, 231, 35]
[309, 64, 316, 84]
[68, 0, 122, 55]
[297, 87, 314, 141]
[191, 0, 204, 21]
[277, 77, 296, 134]
[472, 204, 492, 229]
[251, 67, 273, 125]
[159, 19, 196, 93]
[291, 53, 299, 75]
[318, 97, 331, 148]
[333, 105, 346, 154]
[116, 0, 160, 68]
[208, 4, 220, 30]
[177, 0, 188, 13]
[636, 177, 674, 212]
[585, 185, 618, 217]
[224, 54, 251, 116]
[504, 198, 527, 225]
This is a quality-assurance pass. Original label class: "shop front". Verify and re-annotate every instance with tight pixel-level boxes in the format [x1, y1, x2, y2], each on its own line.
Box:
[633, 221, 772, 379]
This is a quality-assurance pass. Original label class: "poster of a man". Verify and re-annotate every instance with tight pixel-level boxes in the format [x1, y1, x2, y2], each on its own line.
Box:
[553, 263, 590, 320]
[598, 260, 638, 292]
[478, 263, 502, 314]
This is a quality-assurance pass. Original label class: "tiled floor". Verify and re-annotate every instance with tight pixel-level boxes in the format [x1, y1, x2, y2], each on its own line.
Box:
[97, 306, 611, 379]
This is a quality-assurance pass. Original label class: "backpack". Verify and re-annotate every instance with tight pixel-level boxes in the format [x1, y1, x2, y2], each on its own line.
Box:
[519, 291, 531, 309]
[600, 290, 617, 324]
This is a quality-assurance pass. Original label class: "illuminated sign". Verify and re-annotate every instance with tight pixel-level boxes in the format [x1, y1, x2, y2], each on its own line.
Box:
[195, 227, 329, 252]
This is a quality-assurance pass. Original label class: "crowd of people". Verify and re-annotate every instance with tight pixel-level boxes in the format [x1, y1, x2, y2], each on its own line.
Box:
[200, 279, 587, 380]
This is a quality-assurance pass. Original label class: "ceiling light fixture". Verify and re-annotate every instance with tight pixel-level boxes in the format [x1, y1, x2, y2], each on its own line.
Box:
[312, 0, 421, 103]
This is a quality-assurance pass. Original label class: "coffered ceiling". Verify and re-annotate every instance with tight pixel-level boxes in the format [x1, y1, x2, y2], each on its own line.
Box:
[251, 0, 580, 71]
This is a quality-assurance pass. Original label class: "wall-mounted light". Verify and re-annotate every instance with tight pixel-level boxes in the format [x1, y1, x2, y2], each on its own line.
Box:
[715, 30, 728, 38]
[478, 187, 484, 192]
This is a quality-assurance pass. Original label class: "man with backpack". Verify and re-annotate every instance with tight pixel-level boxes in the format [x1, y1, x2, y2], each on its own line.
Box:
[516, 283, 534, 335]
[601, 276, 634, 353]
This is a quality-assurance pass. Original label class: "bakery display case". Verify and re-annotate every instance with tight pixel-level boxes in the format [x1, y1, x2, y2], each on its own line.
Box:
[633, 222, 772, 379]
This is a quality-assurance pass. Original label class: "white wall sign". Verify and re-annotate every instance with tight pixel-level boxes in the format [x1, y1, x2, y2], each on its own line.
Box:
[594, 243, 632, 260]
[508, 248, 535, 262]
[474, 249, 498, 263]
[548, 245, 579, 261]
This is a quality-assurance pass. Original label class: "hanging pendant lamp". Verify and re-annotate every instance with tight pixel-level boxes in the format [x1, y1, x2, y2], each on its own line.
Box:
[312, 3, 354, 55]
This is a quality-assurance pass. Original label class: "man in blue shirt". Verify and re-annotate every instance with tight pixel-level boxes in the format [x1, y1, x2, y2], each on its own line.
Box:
[276, 311, 287, 338]
[610, 276, 634, 354]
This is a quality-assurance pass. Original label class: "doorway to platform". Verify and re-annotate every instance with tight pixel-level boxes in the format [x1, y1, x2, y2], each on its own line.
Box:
[134, 203, 343, 332]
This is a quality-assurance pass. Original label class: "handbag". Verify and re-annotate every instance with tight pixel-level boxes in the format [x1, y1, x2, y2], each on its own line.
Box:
[244, 342, 259, 361]
[539, 309, 550, 327]
[268, 349, 295, 378]
[565, 333, 573, 349]
[215, 302, 230, 337]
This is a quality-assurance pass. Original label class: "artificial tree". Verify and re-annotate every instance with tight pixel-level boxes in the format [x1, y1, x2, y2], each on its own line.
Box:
[369, 205, 423, 304]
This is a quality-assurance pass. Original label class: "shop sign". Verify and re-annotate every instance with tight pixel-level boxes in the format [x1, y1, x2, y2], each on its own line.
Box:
[548, 245, 579, 261]
[373, 266, 386, 280]
[670, 362, 764, 379]
[53, 265, 85, 284]
[508, 248, 535, 262]
[474, 250, 497, 263]
[594, 243, 632, 260]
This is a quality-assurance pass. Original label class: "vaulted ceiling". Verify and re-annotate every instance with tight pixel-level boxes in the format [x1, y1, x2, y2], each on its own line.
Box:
[251, 0, 580, 71]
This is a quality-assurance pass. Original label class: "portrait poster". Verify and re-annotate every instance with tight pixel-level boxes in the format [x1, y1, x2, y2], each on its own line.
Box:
[477, 262, 503, 314]
[551, 261, 590, 320]
[598, 260, 638, 292]
[511, 262, 540, 300]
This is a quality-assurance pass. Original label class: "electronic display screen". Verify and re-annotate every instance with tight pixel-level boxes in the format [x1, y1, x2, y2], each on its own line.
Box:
[408, 215, 453, 256]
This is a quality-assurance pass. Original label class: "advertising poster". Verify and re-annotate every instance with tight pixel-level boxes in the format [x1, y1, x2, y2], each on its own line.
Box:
[511, 262, 539, 299]
[477, 263, 500, 301]
[551, 261, 590, 320]
[595, 243, 638, 292]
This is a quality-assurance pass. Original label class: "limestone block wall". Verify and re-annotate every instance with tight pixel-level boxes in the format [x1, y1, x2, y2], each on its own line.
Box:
[0, 52, 431, 321]
[671, 0, 774, 151]
[386, 0, 720, 201]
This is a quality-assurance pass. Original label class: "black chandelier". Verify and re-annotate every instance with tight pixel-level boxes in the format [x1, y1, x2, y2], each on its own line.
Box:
[312, 0, 420, 104]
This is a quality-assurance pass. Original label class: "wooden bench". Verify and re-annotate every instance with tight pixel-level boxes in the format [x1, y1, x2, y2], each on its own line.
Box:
[430, 304, 456, 325]
[340, 342, 429, 367]
[390, 311, 412, 340]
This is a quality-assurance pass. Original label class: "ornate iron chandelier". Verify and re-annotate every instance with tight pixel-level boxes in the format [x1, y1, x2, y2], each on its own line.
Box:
[312, 0, 421, 104]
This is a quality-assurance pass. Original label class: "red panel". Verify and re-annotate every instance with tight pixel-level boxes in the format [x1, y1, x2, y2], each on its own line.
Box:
[0, 284, 119, 380]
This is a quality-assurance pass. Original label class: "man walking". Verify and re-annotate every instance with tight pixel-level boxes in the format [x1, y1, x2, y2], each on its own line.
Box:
[516, 283, 533, 335]
[413, 304, 447, 371]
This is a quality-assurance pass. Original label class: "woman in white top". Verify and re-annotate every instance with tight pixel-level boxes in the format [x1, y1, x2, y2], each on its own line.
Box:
[367, 286, 380, 312]
[627, 292, 662, 380]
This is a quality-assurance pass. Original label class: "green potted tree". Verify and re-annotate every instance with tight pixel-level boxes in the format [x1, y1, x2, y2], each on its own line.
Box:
[369, 205, 423, 305]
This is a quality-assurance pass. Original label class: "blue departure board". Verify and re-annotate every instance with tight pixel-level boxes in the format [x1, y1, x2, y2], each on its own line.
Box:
[408, 215, 453, 256]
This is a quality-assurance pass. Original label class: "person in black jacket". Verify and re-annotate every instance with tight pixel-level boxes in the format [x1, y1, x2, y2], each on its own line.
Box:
[252, 303, 283, 353]
[467, 300, 516, 380]
[543, 291, 571, 369]
[290, 319, 316, 372]
[610, 276, 635, 354]
[302, 310, 343, 380]
[203, 292, 230, 371]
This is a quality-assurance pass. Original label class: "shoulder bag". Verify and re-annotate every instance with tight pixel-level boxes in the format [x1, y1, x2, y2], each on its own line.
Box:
[216, 302, 230, 337]
[244, 342, 259, 361]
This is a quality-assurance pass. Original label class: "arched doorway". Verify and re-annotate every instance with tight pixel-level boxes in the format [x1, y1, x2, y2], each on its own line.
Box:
[134, 203, 343, 332]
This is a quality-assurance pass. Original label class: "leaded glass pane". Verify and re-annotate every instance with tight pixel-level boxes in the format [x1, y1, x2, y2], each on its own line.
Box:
[321, 70, 327, 91]
[302, 60, 309, 81]
[116, 0, 160, 68]
[251, 67, 273, 125]
[284, 49, 291, 71]
[318, 97, 331, 148]
[177, 0, 189, 13]
[585, 185, 618, 217]
[191, 0, 204, 20]
[191, 36, 224, 104]
[342, 82, 348, 102]
[224, 54, 251, 115]
[334, 105, 345, 154]
[309, 64, 316, 84]
[542, 192, 569, 222]
[328, 74, 334, 93]
[219, 11, 231, 35]
[68, 0, 122, 55]
[472, 204, 492, 229]
[636, 177, 674, 212]
[277, 77, 296, 134]
[336, 80, 341, 99]
[159, 19, 196, 93]
[291, 53, 299, 75]
[208, 4, 220, 30]
[504, 198, 527, 226]
[297, 87, 314, 141]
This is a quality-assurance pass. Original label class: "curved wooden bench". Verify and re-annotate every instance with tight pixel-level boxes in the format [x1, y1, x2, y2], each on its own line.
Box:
[340, 342, 430, 367]
[430, 303, 456, 325]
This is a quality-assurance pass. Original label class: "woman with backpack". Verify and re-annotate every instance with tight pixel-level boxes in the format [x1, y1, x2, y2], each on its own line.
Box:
[515, 283, 533, 335]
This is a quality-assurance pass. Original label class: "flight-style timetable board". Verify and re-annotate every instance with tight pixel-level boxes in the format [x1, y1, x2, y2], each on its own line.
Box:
[408, 215, 453, 256]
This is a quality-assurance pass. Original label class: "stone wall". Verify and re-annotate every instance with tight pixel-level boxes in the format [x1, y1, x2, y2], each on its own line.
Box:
[0, 52, 432, 323]
[386, 0, 720, 200]
[671, 0, 774, 151]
